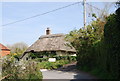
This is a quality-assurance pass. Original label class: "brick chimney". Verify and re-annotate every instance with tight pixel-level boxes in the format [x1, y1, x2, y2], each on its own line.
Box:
[46, 27, 51, 35]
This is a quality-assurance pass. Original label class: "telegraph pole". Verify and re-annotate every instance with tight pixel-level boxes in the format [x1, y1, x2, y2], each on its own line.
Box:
[83, 0, 86, 30]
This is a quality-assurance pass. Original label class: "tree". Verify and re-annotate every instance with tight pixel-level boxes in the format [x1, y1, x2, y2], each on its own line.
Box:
[66, 2, 119, 79]
[7, 42, 28, 58]
[103, 6, 120, 78]
[66, 17, 106, 68]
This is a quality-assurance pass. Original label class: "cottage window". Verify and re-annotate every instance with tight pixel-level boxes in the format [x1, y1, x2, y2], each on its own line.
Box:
[51, 51, 56, 54]
[26, 57, 28, 60]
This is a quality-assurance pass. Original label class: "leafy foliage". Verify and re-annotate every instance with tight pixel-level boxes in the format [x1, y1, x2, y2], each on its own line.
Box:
[29, 52, 57, 59]
[66, 18, 106, 67]
[37, 60, 69, 70]
[1, 56, 43, 80]
[35, 58, 49, 62]
[103, 7, 120, 78]
[53, 56, 77, 62]
[66, 5, 119, 79]
[7, 42, 28, 58]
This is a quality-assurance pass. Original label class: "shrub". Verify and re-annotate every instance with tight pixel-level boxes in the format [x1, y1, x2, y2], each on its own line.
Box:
[103, 8, 120, 78]
[53, 56, 77, 62]
[35, 58, 48, 62]
[38, 60, 69, 70]
[1, 57, 43, 80]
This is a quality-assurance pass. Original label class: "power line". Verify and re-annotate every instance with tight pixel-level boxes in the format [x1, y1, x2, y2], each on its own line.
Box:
[86, 3, 114, 17]
[2, 2, 105, 27]
[2, 2, 81, 27]
[86, 3, 101, 11]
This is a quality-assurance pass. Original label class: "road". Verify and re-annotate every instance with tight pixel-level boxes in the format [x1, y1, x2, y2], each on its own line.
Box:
[41, 69, 95, 79]
[41, 62, 96, 80]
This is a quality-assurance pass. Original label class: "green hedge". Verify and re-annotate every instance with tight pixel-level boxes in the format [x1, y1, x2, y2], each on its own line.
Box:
[76, 8, 120, 79]
[35, 58, 49, 62]
[103, 8, 120, 78]
[53, 56, 77, 61]
[37, 60, 69, 70]
[34, 56, 76, 62]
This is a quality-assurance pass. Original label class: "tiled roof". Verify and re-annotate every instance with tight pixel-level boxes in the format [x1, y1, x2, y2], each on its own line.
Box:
[0, 43, 10, 50]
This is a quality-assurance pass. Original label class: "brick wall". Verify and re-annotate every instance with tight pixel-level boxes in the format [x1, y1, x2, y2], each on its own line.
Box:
[0, 50, 10, 57]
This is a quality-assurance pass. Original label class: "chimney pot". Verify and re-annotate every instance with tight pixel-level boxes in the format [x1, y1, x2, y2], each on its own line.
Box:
[46, 27, 51, 35]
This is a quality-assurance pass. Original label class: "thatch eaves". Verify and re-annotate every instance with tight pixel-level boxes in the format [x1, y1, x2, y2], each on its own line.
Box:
[26, 34, 76, 53]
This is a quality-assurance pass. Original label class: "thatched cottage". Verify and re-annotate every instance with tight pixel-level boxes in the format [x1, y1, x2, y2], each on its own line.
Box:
[21, 28, 76, 60]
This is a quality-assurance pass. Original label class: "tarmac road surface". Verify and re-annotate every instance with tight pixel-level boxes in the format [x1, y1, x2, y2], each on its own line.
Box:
[41, 62, 97, 81]
[41, 69, 95, 79]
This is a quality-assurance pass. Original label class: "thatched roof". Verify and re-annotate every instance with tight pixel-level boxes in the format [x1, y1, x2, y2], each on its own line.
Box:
[26, 34, 76, 53]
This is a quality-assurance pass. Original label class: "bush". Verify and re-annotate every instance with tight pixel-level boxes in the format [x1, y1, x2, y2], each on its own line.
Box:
[34, 55, 76, 64]
[38, 60, 69, 70]
[1, 57, 43, 80]
[35, 58, 49, 62]
[103, 8, 120, 78]
[53, 56, 77, 62]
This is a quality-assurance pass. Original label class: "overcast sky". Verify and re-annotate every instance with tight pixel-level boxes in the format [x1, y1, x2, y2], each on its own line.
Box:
[0, 1, 117, 46]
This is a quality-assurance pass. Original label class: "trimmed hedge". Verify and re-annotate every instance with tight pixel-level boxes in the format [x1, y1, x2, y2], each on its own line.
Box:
[37, 60, 69, 70]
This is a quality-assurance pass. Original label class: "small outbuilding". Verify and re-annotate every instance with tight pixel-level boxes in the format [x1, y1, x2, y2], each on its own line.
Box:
[21, 28, 76, 60]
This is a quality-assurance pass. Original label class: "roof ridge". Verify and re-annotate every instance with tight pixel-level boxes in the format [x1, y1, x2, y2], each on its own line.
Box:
[0, 43, 10, 50]
[39, 34, 65, 39]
